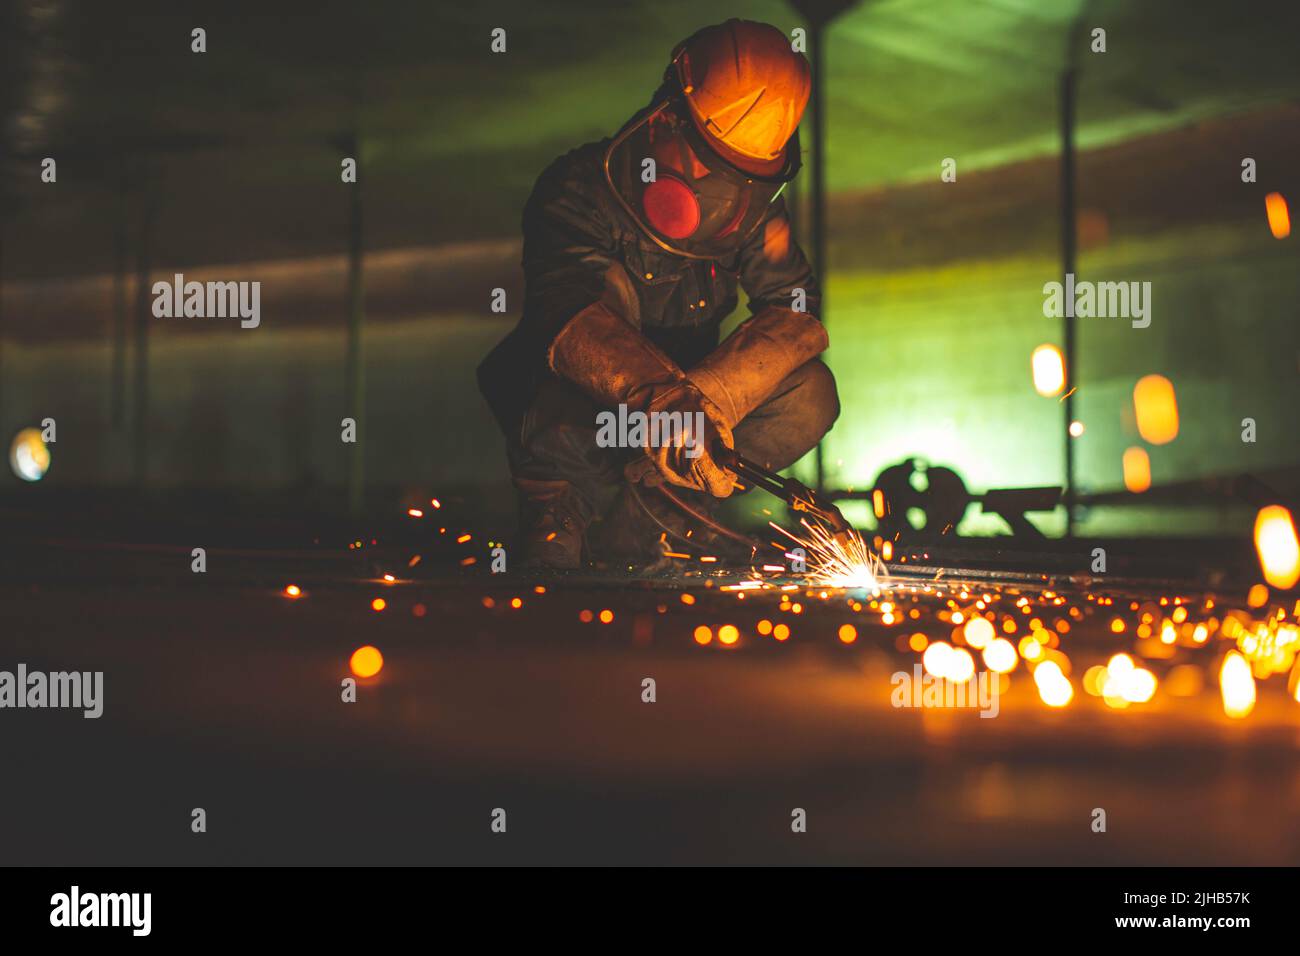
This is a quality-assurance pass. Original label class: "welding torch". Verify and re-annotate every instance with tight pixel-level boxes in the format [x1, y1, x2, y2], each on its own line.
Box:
[625, 442, 859, 551]
[712, 446, 858, 546]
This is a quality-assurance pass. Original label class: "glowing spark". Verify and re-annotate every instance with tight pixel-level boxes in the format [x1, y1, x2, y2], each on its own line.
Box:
[1255, 505, 1300, 589]
[350, 646, 384, 678]
[982, 638, 1017, 673]
[1220, 651, 1256, 718]
[1031, 344, 1066, 396]
[1265, 191, 1290, 238]
[963, 616, 994, 649]
[773, 519, 884, 591]
[1133, 375, 1179, 445]
[1033, 660, 1073, 707]
[1122, 447, 1152, 493]
[947, 647, 976, 683]
[10, 428, 51, 481]
[922, 641, 953, 678]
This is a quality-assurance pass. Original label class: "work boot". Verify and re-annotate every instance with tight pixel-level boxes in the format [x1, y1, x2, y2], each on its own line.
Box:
[515, 478, 588, 570]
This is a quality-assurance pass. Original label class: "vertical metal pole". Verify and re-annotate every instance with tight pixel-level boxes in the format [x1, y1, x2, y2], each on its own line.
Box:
[1060, 68, 1077, 535]
[132, 191, 154, 484]
[809, 20, 827, 492]
[344, 134, 366, 516]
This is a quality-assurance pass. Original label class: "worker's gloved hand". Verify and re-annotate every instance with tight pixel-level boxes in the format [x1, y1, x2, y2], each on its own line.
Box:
[548, 302, 738, 497]
[644, 381, 736, 497]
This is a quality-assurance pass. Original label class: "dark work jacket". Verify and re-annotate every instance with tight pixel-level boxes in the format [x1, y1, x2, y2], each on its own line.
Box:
[477, 137, 821, 438]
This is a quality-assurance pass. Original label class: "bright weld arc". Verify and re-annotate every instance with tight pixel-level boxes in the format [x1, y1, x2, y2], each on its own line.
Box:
[773, 519, 886, 591]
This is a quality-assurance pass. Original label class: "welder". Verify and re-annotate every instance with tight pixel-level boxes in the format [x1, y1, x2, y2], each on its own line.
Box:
[479, 19, 838, 569]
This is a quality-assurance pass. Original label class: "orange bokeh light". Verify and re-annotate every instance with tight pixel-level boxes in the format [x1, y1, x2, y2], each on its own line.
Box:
[1122, 447, 1151, 493]
[1031, 344, 1066, 397]
[370, 597, 387, 612]
[1254, 505, 1300, 589]
[1133, 374, 1179, 445]
[1265, 191, 1290, 239]
[350, 645, 384, 678]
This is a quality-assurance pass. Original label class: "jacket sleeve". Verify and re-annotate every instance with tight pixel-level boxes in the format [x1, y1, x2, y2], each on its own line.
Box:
[520, 154, 623, 351]
[734, 196, 822, 319]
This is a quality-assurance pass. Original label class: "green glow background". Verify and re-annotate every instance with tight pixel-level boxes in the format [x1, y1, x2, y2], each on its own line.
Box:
[2, 0, 1297, 536]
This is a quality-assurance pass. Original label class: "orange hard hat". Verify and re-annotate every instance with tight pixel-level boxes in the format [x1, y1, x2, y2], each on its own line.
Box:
[671, 20, 811, 177]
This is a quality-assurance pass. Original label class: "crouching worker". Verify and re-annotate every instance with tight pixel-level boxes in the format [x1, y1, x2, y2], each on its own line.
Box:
[478, 19, 838, 569]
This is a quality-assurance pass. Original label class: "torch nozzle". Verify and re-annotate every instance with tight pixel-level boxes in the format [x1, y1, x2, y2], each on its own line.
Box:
[716, 445, 857, 542]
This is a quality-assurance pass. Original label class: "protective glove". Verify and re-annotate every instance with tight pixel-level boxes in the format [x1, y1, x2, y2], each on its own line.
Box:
[645, 380, 735, 497]
[548, 302, 736, 496]
[686, 306, 829, 428]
